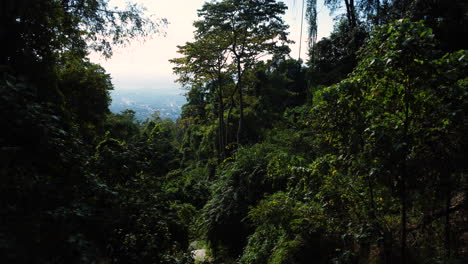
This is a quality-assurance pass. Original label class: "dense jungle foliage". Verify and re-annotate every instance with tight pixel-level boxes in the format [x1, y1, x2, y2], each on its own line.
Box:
[1, 0, 467, 263]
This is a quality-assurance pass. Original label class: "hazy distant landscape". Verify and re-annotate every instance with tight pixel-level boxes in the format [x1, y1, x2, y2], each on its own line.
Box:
[109, 89, 186, 121]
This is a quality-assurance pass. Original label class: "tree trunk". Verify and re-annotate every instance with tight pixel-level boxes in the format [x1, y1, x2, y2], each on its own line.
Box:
[401, 168, 407, 264]
[236, 60, 244, 145]
[400, 74, 412, 264]
[445, 189, 452, 259]
[344, 0, 357, 28]
[375, 0, 381, 25]
[349, 0, 356, 26]
[226, 87, 237, 146]
[217, 80, 225, 160]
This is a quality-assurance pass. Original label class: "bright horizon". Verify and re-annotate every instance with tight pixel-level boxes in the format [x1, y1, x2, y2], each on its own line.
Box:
[89, 0, 336, 95]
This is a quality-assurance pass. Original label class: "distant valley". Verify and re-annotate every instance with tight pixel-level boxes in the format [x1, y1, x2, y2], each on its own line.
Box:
[109, 89, 186, 121]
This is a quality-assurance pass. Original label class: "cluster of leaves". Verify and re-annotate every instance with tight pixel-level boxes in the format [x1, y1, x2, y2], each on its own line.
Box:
[176, 12, 467, 264]
[90, 115, 190, 263]
[1, 1, 190, 263]
[225, 19, 467, 264]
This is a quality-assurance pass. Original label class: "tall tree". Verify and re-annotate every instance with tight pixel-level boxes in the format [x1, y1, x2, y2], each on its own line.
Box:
[171, 31, 231, 159]
[195, 0, 292, 144]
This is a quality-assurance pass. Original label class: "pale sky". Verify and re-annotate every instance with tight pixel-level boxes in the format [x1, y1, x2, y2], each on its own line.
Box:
[89, 0, 335, 94]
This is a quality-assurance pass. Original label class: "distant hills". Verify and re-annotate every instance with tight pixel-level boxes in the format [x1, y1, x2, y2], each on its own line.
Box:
[109, 89, 186, 121]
